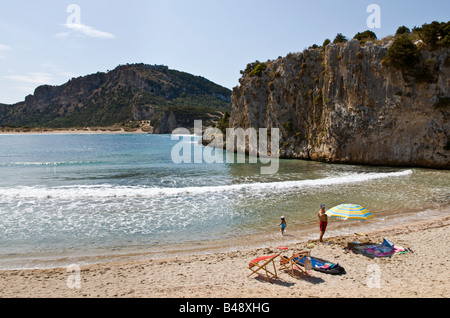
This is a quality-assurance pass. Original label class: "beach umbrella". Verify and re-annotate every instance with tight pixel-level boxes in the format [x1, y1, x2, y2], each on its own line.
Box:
[325, 204, 374, 221]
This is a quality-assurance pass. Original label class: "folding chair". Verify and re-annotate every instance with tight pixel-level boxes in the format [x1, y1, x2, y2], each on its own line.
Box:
[279, 251, 311, 277]
[248, 253, 280, 282]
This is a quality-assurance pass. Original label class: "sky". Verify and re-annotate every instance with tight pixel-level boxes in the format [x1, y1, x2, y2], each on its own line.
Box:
[0, 0, 449, 104]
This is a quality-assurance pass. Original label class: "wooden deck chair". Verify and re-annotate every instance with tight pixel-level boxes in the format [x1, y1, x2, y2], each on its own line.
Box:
[248, 253, 280, 282]
[279, 251, 311, 277]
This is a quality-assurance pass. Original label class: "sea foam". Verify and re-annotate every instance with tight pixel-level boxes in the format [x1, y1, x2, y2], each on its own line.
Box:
[0, 169, 413, 200]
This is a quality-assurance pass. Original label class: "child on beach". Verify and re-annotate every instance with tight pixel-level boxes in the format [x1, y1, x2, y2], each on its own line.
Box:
[279, 216, 287, 235]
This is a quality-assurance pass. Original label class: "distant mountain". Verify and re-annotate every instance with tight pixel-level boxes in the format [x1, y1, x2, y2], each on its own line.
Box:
[0, 64, 231, 133]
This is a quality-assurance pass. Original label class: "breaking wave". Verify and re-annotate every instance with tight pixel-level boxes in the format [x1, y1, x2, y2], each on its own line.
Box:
[0, 169, 413, 200]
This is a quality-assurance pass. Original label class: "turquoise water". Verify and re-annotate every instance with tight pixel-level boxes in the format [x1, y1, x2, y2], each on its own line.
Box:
[0, 133, 448, 269]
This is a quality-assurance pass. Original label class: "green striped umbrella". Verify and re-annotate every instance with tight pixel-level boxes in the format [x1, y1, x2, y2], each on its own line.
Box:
[325, 204, 374, 221]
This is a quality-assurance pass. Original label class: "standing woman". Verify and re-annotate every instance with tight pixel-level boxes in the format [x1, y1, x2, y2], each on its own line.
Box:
[318, 204, 328, 242]
[279, 216, 287, 235]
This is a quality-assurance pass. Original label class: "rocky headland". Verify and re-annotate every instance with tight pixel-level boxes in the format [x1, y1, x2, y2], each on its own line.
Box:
[229, 24, 449, 169]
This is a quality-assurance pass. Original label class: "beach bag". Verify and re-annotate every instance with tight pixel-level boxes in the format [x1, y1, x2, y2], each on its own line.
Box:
[327, 263, 346, 275]
[382, 238, 394, 248]
[379, 238, 395, 253]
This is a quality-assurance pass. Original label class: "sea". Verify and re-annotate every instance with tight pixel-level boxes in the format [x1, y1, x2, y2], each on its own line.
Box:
[0, 133, 448, 270]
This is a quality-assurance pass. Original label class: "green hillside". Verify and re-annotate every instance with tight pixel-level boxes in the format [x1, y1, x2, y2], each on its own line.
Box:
[0, 64, 231, 133]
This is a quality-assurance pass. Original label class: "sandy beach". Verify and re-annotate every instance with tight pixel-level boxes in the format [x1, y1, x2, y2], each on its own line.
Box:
[0, 214, 448, 298]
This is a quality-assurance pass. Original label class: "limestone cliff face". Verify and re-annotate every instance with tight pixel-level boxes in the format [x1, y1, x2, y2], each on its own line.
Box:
[231, 39, 449, 169]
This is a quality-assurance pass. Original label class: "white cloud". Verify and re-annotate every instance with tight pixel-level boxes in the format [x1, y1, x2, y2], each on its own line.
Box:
[0, 44, 12, 51]
[6, 72, 54, 85]
[57, 23, 116, 39]
[0, 44, 11, 59]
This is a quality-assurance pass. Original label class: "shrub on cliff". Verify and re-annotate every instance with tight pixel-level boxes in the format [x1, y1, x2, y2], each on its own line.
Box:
[396, 26, 411, 35]
[241, 61, 268, 77]
[217, 111, 230, 134]
[354, 30, 377, 44]
[385, 35, 420, 70]
[333, 33, 348, 44]
[322, 39, 331, 47]
[385, 34, 439, 83]
[241, 61, 260, 75]
[416, 21, 450, 49]
[249, 63, 268, 77]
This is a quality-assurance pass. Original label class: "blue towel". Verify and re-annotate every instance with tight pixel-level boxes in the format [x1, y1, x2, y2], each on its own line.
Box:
[294, 256, 333, 269]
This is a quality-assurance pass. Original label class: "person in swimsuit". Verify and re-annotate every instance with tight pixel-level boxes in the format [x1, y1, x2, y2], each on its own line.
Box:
[279, 216, 287, 235]
[318, 204, 328, 242]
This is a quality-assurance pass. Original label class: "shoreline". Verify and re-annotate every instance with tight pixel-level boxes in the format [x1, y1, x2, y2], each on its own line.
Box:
[0, 127, 150, 135]
[1, 213, 449, 298]
[1, 204, 447, 272]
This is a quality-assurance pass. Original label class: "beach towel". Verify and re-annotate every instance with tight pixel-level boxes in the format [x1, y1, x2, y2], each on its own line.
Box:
[294, 256, 346, 275]
[364, 246, 406, 257]
[364, 238, 406, 257]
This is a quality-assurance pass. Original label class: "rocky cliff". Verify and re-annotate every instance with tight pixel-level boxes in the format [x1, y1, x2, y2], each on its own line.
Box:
[230, 36, 449, 169]
[0, 64, 231, 133]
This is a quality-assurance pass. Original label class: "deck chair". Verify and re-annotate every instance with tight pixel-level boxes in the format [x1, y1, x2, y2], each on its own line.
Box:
[279, 251, 311, 277]
[248, 253, 280, 282]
